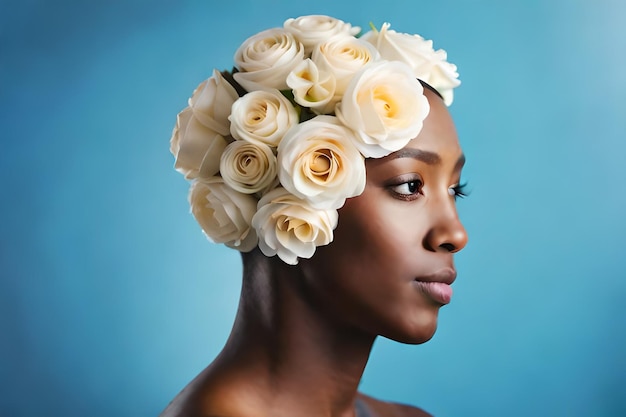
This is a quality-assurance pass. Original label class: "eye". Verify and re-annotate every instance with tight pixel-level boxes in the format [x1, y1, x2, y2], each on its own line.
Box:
[389, 178, 423, 200]
[448, 181, 470, 201]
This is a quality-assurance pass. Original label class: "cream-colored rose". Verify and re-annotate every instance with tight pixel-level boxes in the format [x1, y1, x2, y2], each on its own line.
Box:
[170, 107, 229, 179]
[283, 14, 360, 55]
[277, 115, 365, 210]
[229, 89, 299, 147]
[335, 61, 430, 158]
[252, 187, 338, 265]
[312, 35, 380, 95]
[308, 36, 380, 114]
[233, 28, 305, 92]
[189, 177, 258, 252]
[188, 69, 239, 136]
[220, 140, 278, 194]
[286, 59, 336, 112]
[421, 60, 460, 106]
[361, 23, 460, 105]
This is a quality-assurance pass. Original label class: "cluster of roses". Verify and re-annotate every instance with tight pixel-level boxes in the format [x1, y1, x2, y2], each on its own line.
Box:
[170, 15, 460, 265]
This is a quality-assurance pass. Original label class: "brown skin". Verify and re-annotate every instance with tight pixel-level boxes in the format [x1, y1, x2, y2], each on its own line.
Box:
[160, 89, 467, 417]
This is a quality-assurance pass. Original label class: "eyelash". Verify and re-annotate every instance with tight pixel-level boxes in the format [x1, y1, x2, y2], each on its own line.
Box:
[450, 181, 470, 200]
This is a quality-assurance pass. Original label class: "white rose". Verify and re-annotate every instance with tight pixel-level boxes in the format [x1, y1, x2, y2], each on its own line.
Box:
[170, 107, 229, 179]
[229, 89, 299, 147]
[286, 59, 336, 113]
[220, 140, 278, 194]
[233, 28, 305, 92]
[422, 60, 460, 106]
[189, 177, 258, 252]
[361, 23, 460, 105]
[311, 35, 380, 96]
[283, 14, 360, 55]
[188, 69, 240, 136]
[252, 187, 338, 265]
[277, 115, 365, 210]
[335, 60, 430, 158]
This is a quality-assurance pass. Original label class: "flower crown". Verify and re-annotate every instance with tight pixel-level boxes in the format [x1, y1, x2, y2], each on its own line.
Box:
[170, 15, 460, 265]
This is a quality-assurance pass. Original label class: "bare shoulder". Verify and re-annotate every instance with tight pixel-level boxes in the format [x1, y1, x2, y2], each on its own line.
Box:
[159, 386, 237, 417]
[159, 367, 241, 417]
[158, 382, 204, 417]
[357, 392, 433, 417]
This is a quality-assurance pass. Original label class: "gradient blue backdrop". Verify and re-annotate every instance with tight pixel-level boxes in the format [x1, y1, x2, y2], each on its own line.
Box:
[2, 1, 625, 416]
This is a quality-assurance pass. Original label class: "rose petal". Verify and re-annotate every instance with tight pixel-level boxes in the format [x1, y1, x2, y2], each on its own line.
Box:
[220, 140, 278, 194]
[361, 22, 460, 106]
[336, 61, 430, 158]
[233, 28, 305, 92]
[277, 115, 365, 209]
[189, 177, 258, 252]
[229, 89, 299, 147]
[188, 69, 239, 136]
[252, 187, 338, 264]
[171, 108, 229, 179]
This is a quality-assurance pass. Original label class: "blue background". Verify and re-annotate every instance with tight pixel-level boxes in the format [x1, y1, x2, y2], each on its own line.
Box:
[2, 1, 625, 416]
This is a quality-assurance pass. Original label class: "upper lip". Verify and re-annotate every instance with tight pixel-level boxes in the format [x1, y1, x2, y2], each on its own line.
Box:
[415, 267, 457, 285]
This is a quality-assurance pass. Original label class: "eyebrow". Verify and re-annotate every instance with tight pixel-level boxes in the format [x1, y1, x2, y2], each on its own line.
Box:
[387, 148, 441, 165]
[388, 148, 466, 170]
[455, 153, 466, 170]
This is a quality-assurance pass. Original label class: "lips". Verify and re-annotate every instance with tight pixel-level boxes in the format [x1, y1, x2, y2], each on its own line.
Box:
[414, 268, 457, 305]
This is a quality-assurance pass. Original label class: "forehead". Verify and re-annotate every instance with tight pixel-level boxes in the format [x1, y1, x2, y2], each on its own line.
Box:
[407, 88, 460, 156]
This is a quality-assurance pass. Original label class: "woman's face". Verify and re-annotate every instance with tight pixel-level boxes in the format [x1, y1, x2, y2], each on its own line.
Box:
[300, 89, 468, 344]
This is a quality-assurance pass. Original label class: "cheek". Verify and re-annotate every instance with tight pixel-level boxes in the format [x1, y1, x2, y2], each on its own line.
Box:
[302, 197, 441, 339]
[348, 197, 423, 248]
[334, 198, 423, 276]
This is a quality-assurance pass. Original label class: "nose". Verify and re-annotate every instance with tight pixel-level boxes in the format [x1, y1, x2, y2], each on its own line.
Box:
[423, 202, 468, 253]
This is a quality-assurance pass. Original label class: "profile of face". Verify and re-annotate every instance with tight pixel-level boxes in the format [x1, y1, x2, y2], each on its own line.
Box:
[299, 88, 468, 344]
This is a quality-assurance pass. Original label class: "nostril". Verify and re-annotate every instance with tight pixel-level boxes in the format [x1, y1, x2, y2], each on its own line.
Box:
[440, 243, 456, 252]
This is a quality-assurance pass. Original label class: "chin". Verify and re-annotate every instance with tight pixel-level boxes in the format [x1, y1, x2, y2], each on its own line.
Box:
[382, 310, 440, 345]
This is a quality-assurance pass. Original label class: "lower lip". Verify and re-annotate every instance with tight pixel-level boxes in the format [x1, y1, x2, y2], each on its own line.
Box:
[414, 281, 453, 305]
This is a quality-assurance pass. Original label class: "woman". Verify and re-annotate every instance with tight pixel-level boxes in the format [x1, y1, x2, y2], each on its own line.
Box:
[164, 15, 467, 417]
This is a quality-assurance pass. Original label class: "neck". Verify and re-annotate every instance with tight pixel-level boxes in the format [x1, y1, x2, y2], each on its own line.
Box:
[209, 249, 376, 417]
